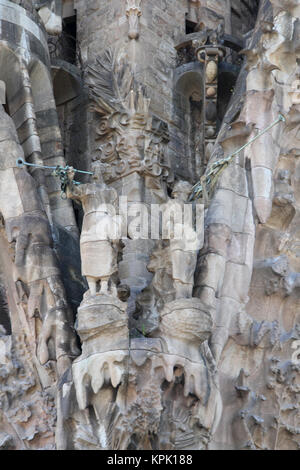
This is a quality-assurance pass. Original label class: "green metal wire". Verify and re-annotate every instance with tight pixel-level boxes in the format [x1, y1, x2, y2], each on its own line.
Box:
[190, 113, 286, 202]
[16, 158, 94, 198]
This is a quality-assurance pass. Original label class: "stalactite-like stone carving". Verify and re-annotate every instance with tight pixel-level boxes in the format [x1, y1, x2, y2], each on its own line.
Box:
[0, 104, 79, 374]
[72, 293, 129, 411]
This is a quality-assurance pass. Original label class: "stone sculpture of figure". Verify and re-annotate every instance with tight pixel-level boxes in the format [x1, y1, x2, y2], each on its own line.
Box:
[35, 0, 63, 35]
[163, 181, 204, 299]
[66, 163, 121, 297]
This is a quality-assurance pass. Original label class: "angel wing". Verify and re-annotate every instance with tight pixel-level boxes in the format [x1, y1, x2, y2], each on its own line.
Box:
[86, 48, 134, 116]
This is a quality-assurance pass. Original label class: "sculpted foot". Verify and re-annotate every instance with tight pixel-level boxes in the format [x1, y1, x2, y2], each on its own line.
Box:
[100, 280, 109, 295]
[87, 278, 97, 296]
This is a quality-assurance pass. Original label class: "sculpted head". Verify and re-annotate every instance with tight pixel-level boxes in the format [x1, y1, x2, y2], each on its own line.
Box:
[91, 161, 106, 184]
[171, 180, 193, 202]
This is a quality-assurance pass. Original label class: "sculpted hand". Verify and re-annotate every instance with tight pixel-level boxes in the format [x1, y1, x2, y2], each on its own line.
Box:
[67, 167, 76, 182]
[38, 306, 80, 375]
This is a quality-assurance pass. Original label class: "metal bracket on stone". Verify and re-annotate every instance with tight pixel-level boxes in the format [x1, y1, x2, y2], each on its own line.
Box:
[16, 158, 93, 198]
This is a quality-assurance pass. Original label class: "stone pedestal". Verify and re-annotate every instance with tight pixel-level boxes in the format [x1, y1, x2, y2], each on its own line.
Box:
[76, 294, 128, 356]
[156, 298, 213, 361]
[72, 294, 129, 410]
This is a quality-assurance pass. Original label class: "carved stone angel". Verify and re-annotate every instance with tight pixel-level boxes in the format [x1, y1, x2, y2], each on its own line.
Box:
[66, 163, 122, 297]
[163, 181, 204, 299]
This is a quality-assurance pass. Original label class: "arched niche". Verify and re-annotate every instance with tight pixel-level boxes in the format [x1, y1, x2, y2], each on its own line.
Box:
[51, 60, 88, 176]
[217, 62, 240, 128]
[51, 61, 87, 234]
[174, 62, 205, 180]
[51, 61, 82, 107]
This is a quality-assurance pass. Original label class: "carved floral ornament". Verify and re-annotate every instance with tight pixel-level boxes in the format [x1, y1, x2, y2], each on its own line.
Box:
[126, 0, 142, 40]
[87, 49, 172, 184]
[93, 110, 171, 183]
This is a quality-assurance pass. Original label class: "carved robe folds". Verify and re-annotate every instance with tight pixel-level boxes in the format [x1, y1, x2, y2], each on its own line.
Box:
[67, 178, 122, 296]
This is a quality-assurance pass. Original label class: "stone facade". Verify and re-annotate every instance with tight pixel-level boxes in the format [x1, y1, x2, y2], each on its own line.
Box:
[0, 0, 299, 451]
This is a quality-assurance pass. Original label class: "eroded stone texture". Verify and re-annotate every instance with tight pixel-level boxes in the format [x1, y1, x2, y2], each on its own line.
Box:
[0, 0, 299, 451]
